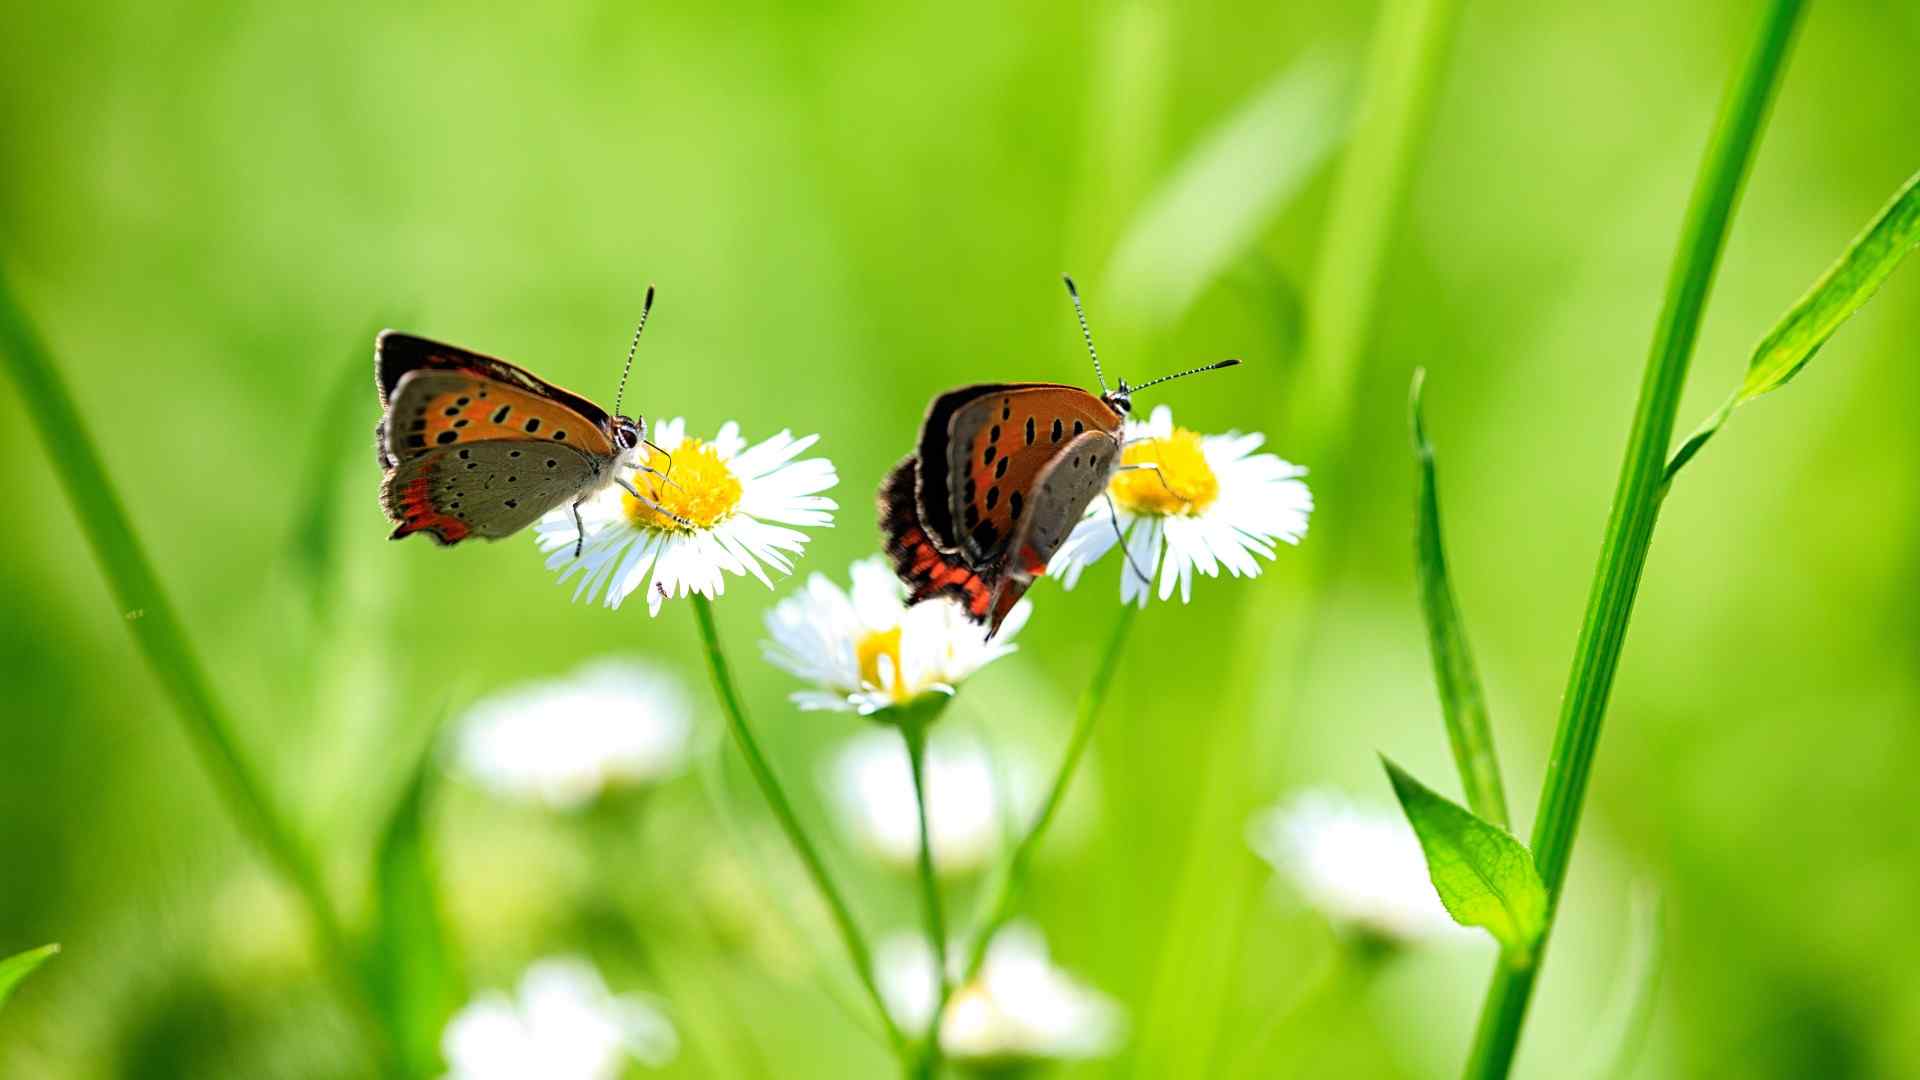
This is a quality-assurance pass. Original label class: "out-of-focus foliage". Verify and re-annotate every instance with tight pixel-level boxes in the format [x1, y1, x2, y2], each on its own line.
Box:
[2, 2, 1917, 1077]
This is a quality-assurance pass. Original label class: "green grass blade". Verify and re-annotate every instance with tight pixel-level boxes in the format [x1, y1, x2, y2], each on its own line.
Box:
[1382, 758, 1544, 955]
[290, 333, 383, 621]
[0, 271, 391, 1069]
[0, 944, 59, 1013]
[365, 714, 464, 1078]
[1106, 52, 1349, 329]
[1463, 3, 1804, 1076]
[1667, 168, 1920, 482]
[1409, 370, 1510, 829]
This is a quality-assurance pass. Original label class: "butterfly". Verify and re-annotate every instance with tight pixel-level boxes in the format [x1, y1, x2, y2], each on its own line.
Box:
[880, 275, 1239, 636]
[374, 287, 683, 554]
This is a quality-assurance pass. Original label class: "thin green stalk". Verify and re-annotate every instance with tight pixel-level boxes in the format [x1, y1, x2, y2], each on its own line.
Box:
[0, 272, 393, 1071]
[688, 594, 908, 1058]
[1462, 3, 1804, 1076]
[1138, 0, 1461, 1072]
[897, 704, 950, 1079]
[962, 603, 1137, 981]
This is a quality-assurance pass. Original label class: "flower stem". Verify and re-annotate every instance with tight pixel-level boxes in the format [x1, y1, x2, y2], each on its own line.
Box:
[1461, 3, 1804, 1076]
[688, 594, 908, 1058]
[962, 603, 1137, 981]
[0, 271, 394, 1072]
[898, 710, 949, 1078]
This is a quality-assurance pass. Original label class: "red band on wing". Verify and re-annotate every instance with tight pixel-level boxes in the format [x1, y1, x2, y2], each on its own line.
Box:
[879, 457, 1028, 636]
[387, 471, 471, 545]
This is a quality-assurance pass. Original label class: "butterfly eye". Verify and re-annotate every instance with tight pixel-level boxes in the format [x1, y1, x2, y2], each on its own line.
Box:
[613, 417, 642, 450]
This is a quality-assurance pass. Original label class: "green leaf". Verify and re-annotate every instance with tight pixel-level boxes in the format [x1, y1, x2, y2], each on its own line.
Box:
[1381, 757, 1545, 955]
[1667, 168, 1920, 482]
[365, 721, 464, 1078]
[0, 944, 59, 1013]
[1409, 370, 1510, 830]
[1106, 52, 1348, 330]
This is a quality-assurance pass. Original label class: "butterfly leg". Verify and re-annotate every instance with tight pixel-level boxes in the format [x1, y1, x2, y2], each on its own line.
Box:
[1104, 493, 1153, 588]
[570, 497, 587, 559]
[643, 439, 678, 486]
[1115, 461, 1187, 502]
[614, 475, 695, 528]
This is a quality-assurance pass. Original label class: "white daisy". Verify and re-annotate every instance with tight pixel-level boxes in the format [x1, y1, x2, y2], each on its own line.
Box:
[878, 923, 1123, 1067]
[761, 557, 1028, 716]
[1246, 789, 1468, 946]
[455, 659, 693, 810]
[824, 727, 1038, 876]
[536, 417, 837, 615]
[441, 956, 678, 1079]
[1048, 404, 1311, 605]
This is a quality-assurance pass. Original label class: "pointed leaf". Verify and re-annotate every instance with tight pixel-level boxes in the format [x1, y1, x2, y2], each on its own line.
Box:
[1668, 168, 1920, 482]
[365, 723, 463, 1077]
[1381, 757, 1545, 955]
[0, 944, 58, 1014]
[1410, 371, 1510, 829]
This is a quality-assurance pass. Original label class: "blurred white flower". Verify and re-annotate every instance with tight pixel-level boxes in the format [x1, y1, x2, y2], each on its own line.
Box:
[536, 417, 837, 614]
[456, 659, 693, 810]
[442, 956, 677, 1079]
[1247, 789, 1467, 945]
[825, 728, 1037, 875]
[878, 923, 1123, 1067]
[762, 557, 1028, 715]
[1049, 404, 1311, 605]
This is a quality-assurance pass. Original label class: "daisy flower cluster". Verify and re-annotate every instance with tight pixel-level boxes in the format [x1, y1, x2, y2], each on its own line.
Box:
[1051, 404, 1312, 605]
[1247, 789, 1468, 947]
[824, 727, 1039, 876]
[453, 659, 694, 811]
[761, 556, 1028, 716]
[536, 418, 837, 615]
[441, 956, 678, 1079]
[878, 923, 1124, 1069]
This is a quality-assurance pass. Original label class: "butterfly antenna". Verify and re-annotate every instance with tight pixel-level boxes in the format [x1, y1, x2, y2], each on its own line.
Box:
[614, 284, 655, 417]
[1129, 358, 1242, 394]
[1062, 274, 1108, 393]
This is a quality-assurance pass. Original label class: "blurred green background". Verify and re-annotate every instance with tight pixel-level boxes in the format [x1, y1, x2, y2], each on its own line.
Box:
[3, 1, 1917, 1076]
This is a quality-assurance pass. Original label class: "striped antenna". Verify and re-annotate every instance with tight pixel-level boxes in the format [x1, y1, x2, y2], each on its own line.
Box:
[1129, 358, 1242, 393]
[1062, 274, 1108, 393]
[614, 284, 655, 416]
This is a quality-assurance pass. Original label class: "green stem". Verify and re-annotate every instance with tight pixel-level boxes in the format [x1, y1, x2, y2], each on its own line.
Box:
[1461, 3, 1803, 1076]
[688, 595, 908, 1058]
[1138, 0, 1462, 1072]
[962, 603, 1137, 981]
[900, 714, 948, 1079]
[0, 272, 393, 1071]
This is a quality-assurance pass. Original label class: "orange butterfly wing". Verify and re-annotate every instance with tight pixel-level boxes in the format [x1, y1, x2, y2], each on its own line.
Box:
[936, 385, 1123, 567]
[381, 371, 616, 465]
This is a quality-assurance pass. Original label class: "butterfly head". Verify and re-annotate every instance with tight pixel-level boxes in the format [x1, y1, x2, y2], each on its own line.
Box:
[611, 414, 645, 453]
[1101, 380, 1134, 417]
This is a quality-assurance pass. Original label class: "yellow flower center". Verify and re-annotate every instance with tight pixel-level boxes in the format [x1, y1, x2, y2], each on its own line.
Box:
[855, 626, 909, 701]
[1109, 428, 1218, 515]
[622, 439, 743, 532]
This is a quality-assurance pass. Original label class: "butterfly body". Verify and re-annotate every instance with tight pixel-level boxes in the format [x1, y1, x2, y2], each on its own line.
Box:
[881, 382, 1129, 636]
[374, 331, 645, 546]
[879, 277, 1241, 636]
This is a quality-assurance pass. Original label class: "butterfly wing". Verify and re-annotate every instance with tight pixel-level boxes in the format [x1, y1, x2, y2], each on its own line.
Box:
[383, 439, 603, 544]
[376, 332, 612, 421]
[932, 386, 1122, 567]
[381, 370, 616, 469]
[880, 456, 1001, 623]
